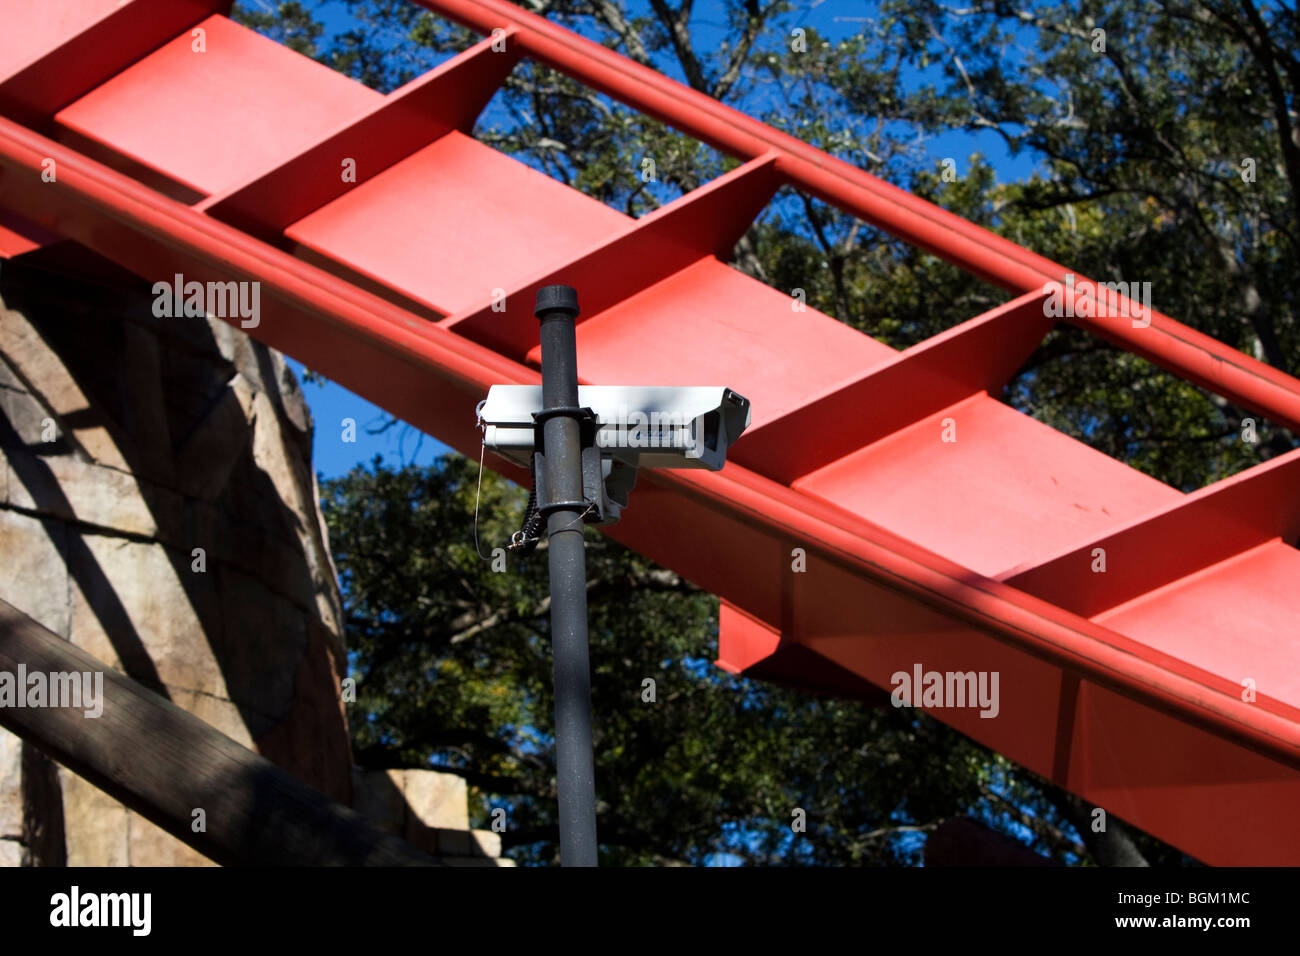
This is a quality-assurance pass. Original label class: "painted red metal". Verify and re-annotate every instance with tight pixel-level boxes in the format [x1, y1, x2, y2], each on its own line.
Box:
[286, 131, 629, 318]
[0, 0, 229, 125]
[56, 14, 382, 197]
[450, 154, 784, 357]
[422, 0, 1300, 435]
[0, 208, 54, 257]
[2, 0, 1300, 864]
[202, 31, 521, 239]
[1005, 448, 1300, 616]
[735, 291, 1056, 482]
[794, 397, 1182, 579]
[550, 256, 898, 430]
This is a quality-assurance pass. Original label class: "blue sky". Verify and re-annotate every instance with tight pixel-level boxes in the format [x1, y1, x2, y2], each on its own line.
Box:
[285, 358, 450, 478]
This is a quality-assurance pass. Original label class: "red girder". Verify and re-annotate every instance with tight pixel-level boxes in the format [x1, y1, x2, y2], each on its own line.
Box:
[427, 0, 1300, 433]
[1, 0, 1298, 864]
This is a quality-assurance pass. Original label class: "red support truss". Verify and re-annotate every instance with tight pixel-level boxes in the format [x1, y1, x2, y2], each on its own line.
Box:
[1, 0, 1298, 864]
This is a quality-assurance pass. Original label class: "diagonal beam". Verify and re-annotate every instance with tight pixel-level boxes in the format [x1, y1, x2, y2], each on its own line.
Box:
[0, 598, 436, 866]
[3, 115, 1297, 757]
[0, 113, 532, 458]
[1003, 448, 1300, 617]
[418, 0, 1300, 434]
[715, 600, 892, 705]
[733, 290, 1053, 484]
[442, 152, 782, 357]
[202, 30, 520, 240]
[8, 111, 1300, 865]
[0, 0, 230, 126]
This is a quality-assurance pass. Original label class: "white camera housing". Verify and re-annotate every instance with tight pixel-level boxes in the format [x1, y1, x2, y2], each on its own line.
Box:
[480, 385, 751, 472]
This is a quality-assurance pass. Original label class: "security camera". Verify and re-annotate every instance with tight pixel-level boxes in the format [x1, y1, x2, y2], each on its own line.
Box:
[479, 385, 751, 472]
[478, 384, 750, 530]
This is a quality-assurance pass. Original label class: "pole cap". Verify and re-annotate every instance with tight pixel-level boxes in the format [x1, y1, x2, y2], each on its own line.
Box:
[534, 284, 579, 320]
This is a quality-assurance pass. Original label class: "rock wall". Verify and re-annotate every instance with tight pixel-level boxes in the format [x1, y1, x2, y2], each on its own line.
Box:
[353, 769, 510, 865]
[0, 248, 507, 866]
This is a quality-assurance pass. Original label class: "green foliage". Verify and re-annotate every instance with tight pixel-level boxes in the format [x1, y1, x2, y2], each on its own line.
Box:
[233, 1, 323, 56]
[240, 0, 1300, 864]
[325, 456, 1149, 865]
[871, 0, 1300, 483]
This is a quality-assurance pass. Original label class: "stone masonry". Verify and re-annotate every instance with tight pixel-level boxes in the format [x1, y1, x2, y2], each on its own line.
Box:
[0, 246, 507, 866]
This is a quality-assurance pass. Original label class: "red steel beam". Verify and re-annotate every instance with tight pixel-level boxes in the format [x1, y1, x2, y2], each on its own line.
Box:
[5, 3, 1300, 861]
[419, 0, 1300, 434]
[201, 30, 521, 240]
[1005, 448, 1300, 617]
[736, 290, 1055, 483]
[0, 0, 230, 126]
[2, 114, 1298, 774]
[443, 152, 782, 357]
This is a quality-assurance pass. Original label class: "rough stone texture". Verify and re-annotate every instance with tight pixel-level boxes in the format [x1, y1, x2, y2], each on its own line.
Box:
[0, 509, 69, 638]
[69, 535, 227, 698]
[429, 827, 503, 859]
[58, 769, 129, 867]
[0, 248, 507, 867]
[0, 731, 20, 838]
[127, 814, 213, 868]
[354, 769, 469, 832]
[403, 769, 471, 831]
[0, 305, 133, 472]
[353, 768, 512, 865]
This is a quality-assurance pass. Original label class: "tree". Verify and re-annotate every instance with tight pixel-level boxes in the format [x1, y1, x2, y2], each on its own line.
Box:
[324, 455, 1154, 865]
[234, 0, 1298, 864]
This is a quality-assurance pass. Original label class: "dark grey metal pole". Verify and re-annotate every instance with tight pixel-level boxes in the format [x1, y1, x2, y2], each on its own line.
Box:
[534, 284, 598, 867]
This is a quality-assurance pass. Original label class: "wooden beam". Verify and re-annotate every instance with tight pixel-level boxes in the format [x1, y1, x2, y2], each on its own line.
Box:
[0, 598, 437, 866]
